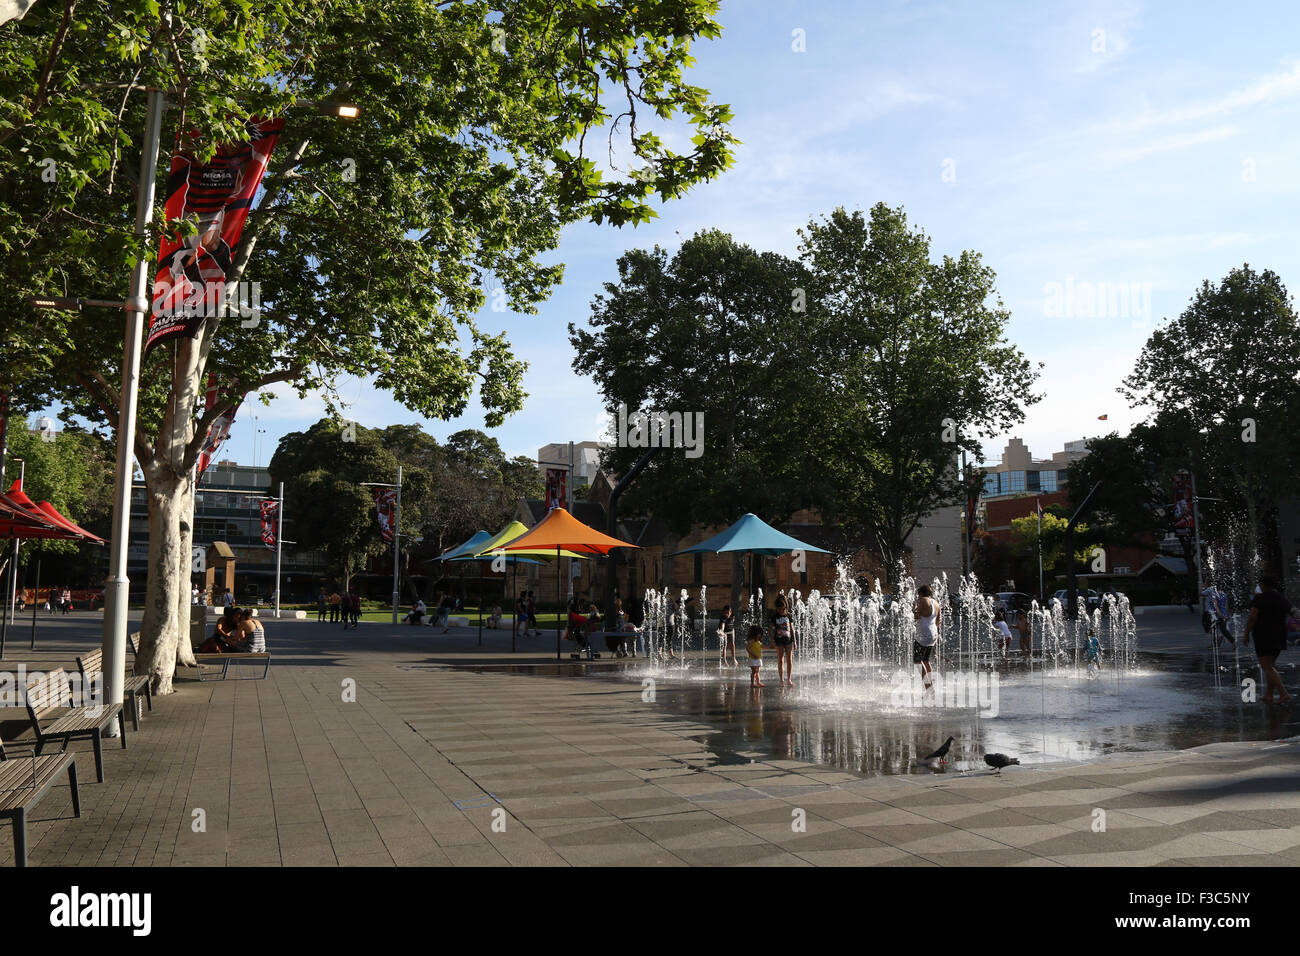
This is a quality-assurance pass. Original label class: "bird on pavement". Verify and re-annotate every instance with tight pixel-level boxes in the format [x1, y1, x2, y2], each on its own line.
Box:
[920, 736, 954, 767]
[984, 753, 1019, 774]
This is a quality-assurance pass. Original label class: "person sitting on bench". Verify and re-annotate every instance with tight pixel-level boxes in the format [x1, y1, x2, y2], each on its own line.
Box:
[406, 599, 426, 625]
[236, 608, 266, 653]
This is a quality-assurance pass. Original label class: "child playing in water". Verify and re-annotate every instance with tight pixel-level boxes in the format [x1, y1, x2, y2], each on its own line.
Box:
[746, 625, 765, 688]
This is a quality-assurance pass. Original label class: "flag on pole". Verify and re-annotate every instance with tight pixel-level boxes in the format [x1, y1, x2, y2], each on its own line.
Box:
[259, 499, 278, 549]
[146, 118, 285, 356]
[196, 397, 241, 477]
[372, 488, 397, 543]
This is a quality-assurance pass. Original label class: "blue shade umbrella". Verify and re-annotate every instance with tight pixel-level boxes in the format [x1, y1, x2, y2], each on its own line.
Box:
[435, 531, 494, 563]
[669, 513, 830, 611]
[669, 513, 830, 558]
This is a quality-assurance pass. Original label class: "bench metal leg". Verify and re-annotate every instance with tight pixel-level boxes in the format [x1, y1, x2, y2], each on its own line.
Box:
[221, 659, 230, 680]
[127, 692, 140, 731]
[143, 684, 153, 711]
[91, 733, 104, 783]
[13, 810, 26, 868]
[68, 760, 81, 818]
[117, 710, 127, 748]
[262, 657, 271, 680]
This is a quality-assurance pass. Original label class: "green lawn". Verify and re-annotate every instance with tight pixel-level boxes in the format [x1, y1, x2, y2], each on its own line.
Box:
[289, 605, 567, 626]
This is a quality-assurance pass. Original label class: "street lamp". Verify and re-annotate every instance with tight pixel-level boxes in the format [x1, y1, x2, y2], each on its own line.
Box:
[360, 465, 402, 624]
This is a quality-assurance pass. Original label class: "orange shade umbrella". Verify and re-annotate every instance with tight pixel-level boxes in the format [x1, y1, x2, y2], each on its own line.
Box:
[501, 507, 637, 556]
[501, 508, 637, 658]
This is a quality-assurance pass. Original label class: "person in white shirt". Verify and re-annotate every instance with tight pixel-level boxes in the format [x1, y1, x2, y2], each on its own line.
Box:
[191, 585, 199, 605]
[406, 599, 427, 625]
[913, 585, 940, 689]
[993, 608, 1013, 657]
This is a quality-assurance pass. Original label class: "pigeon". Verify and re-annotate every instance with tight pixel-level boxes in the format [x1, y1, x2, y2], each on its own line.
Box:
[921, 736, 954, 766]
[984, 753, 1019, 774]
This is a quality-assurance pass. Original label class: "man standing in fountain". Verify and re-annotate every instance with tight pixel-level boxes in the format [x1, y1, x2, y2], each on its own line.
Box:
[913, 585, 941, 692]
[1244, 576, 1292, 704]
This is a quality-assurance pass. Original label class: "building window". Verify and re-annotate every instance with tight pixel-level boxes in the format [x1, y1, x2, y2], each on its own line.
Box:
[1027, 470, 1040, 492]
[1040, 470, 1058, 493]
[1057, 469, 1069, 487]
[1008, 470, 1026, 493]
[983, 474, 1000, 497]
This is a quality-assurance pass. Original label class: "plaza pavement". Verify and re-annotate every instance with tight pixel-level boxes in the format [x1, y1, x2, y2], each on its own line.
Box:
[0, 609, 1297, 866]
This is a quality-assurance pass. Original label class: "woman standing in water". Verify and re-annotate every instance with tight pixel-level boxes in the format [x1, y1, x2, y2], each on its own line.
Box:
[771, 593, 796, 687]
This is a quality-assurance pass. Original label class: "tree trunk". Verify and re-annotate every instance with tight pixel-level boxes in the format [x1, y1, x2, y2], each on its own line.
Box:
[173, 473, 197, 668]
[137, 465, 188, 693]
[135, 338, 202, 694]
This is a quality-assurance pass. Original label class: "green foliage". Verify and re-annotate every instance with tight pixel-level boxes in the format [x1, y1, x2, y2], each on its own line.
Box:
[7, 421, 114, 556]
[570, 229, 811, 534]
[1121, 265, 1300, 567]
[3, 0, 737, 452]
[796, 203, 1040, 571]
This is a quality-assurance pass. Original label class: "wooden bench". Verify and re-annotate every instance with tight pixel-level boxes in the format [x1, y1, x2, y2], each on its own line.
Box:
[77, 647, 152, 732]
[22, 667, 126, 784]
[0, 739, 81, 867]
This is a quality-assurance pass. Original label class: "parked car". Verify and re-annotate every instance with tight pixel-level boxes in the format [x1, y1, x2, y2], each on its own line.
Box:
[1053, 588, 1101, 612]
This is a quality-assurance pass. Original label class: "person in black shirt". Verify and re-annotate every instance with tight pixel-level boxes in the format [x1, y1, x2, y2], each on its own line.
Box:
[717, 604, 738, 666]
[1244, 575, 1292, 704]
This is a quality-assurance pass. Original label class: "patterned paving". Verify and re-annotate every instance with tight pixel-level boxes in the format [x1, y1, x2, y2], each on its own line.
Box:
[1, 617, 1298, 866]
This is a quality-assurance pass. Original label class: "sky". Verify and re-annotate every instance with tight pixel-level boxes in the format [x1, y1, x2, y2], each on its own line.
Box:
[59, 0, 1300, 471]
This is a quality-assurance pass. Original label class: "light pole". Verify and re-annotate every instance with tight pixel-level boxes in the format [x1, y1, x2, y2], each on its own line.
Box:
[361, 466, 402, 624]
[25, 84, 167, 729]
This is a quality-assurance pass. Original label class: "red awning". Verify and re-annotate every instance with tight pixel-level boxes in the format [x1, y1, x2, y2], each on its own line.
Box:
[0, 481, 98, 542]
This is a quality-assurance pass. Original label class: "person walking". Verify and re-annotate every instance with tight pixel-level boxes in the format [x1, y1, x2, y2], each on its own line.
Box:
[526, 590, 540, 637]
[60, 587, 72, 614]
[339, 590, 353, 629]
[317, 588, 328, 622]
[347, 589, 362, 628]
[913, 584, 940, 691]
[771, 593, 796, 687]
[328, 589, 341, 623]
[1244, 575, 1292, 704]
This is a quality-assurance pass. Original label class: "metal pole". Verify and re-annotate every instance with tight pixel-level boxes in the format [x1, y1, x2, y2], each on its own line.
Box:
[102, 85, 165, 731]
[1037, 500, 1044, 601]
[274, 480, 284, 618]
[555, 545, 561, 660]
[7, 459, 24, 627]
[29, 555, 39, 650]
[1188, 455, 1205, 597]
[391, 465, 401, 625]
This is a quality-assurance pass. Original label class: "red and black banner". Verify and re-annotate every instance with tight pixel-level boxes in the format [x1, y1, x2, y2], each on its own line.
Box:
[146, 117, 284, 356]
[259, 499, 278, 549]
[373, 488, 397, 543]
[544, 467, 567, 512]
[196, 398, 241, 477]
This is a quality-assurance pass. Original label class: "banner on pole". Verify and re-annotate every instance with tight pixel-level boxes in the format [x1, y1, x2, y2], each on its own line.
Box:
[544, 468, 567, 512]
[259, 499, 278, 549]
[146, 117, 285, 356]
[1172, 471, 1195, 537]
[372, 488, 397, 543]
[196, 398, 241, 477]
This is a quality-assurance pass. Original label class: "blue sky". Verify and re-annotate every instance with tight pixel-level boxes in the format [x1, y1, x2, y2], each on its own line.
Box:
[218, 0, 1300, 470]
